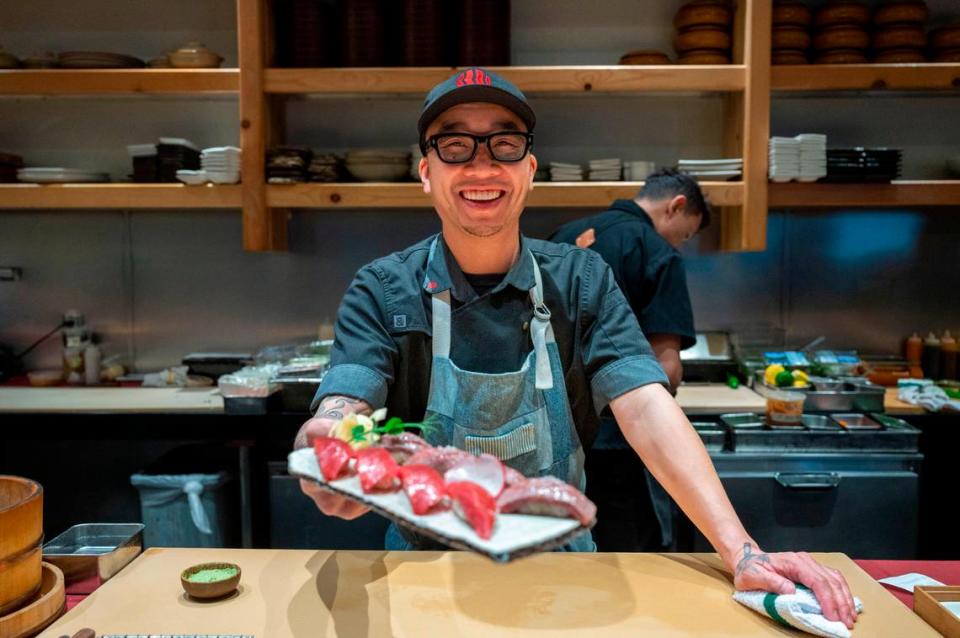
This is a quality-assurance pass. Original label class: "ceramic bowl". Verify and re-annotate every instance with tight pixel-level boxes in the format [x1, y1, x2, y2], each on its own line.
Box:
[814, 25, 869, 51]
[931, 25, 960, 51]
[677, 49, 731, 64]
[674, 1, 733, 31]
[619, 49, 672, 65]
[815, 48, 868, 64]
[773, 1, 813, 27]
[181, 562, 241, 599]
[772, 50, 809, 65]
[874, 47, 926, 63]
[168, 42, 223, 68]
[674, 26, 732, 53]
[346, 162, 410, 182]
[815, 1, 870, 28]
[772, 26, 812, 50]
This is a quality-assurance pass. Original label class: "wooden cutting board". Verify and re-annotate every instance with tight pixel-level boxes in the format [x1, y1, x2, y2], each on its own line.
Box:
[675, 384, 767, 414]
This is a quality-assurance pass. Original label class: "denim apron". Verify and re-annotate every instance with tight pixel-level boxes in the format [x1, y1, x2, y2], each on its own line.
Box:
[385, 238, 594, 552]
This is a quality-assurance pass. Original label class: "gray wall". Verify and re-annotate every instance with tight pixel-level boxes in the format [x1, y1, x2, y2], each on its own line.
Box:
[2, 206, 958, 371]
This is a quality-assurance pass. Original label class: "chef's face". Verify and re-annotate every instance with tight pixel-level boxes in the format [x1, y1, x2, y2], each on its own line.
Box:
[655, 195, 703, 249]
[419, 103, 536, 239]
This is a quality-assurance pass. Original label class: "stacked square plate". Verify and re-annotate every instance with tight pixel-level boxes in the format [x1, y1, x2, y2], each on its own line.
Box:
[769, 137, 800, 182]
[769, 134, 828, 182]
[549, 162, 584, 181]
[17, 167, 109, 183]
[308, 153, 344, 182]
[201, 146, 240, 184]
[587, 158, 622, 181]
[677, 158, 743, 180]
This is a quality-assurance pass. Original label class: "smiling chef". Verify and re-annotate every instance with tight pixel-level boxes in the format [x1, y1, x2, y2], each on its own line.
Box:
[294, 67, 859, 630]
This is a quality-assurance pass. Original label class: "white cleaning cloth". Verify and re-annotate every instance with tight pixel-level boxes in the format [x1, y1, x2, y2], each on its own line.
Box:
[734, 586, 863, 638]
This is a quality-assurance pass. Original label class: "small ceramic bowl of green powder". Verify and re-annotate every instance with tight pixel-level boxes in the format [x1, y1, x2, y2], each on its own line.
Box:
[181, 562, 241, 599]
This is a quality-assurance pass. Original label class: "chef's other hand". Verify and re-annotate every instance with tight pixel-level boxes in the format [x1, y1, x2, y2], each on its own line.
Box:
[732, 543, 858, 630]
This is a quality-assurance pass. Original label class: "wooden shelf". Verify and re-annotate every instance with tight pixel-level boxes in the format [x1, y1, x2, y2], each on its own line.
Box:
[772, 63, 960, 92]
[266, 181, 744, 209]
[768, 180, 960, 207]
[0, 183, 242, 209]
[0, 69, 239, 96]
[264, 65, 747, 95]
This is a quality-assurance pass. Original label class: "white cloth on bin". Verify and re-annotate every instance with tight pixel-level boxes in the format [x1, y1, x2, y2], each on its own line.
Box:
[734, 586, 863, 638]
[130, 472, 228, 534]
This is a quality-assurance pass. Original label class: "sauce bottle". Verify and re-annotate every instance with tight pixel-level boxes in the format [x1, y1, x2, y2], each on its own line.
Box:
[922, 332, 941, 380]
[941, 330, 957, 380]
[905, 332, 923, 364]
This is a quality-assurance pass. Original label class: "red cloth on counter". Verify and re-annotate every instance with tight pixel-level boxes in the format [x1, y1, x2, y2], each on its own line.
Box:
[854, 559, 960, 608]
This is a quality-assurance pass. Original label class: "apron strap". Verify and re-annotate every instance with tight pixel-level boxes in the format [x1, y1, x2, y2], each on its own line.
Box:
[528, 251, 554, 390]
[432, 289, 452, 358]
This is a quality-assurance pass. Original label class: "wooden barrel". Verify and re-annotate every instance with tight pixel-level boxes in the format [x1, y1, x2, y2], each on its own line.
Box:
[0, 476, 43, 615]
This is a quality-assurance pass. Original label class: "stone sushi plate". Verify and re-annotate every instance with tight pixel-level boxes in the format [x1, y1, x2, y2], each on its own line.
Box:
[288, 448, 593, 563]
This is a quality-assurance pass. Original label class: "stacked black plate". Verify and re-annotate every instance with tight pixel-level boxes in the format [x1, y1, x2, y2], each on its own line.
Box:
[267, 146, 313, 183]
[155, 143, 200, 183]
[824, 148, 902, 183]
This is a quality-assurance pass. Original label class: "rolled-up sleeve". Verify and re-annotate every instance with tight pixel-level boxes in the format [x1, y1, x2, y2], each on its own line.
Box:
[311, 265, 397, 412]
[580, 255, 669, 414]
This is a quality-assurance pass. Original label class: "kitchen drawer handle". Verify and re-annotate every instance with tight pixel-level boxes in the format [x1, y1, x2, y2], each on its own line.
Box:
[775, 473, 841, 490]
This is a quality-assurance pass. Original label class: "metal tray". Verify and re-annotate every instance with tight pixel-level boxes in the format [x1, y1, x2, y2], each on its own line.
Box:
[691, 422, 727, 452]
[831, 413, 883, 430]
[720, 413, 765, 429]
[42, 523, 144, 594]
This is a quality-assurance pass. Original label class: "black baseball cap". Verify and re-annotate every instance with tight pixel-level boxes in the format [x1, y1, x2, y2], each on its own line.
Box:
[417, 67, 536, 148]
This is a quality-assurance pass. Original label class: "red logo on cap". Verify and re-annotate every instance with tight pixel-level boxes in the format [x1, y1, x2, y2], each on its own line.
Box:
[427, 280, 438, 290]
[456, 68, 493, 87]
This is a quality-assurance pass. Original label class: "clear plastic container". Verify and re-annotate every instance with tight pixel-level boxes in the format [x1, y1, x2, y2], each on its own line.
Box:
[766, 390, 805, 425]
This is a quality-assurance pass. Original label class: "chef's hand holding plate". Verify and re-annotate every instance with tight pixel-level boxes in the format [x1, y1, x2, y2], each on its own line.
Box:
[732, 542, 858, 630]
[295, 397, 373, 520]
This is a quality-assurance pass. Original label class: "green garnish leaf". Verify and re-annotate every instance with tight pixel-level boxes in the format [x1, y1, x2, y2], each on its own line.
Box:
[350, 424, 367, 442]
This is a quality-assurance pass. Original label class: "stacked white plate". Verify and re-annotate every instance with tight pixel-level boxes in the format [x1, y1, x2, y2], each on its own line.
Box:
[769, 137, 800, 182]
[623, 160, 656, 181]
[588, 158, 622, 181]
[345, 148, 410, 182]
[17, 167, 109, 183]
[797, 133, 827, 182]
[769, 134, 827, 182]
[549, 161, 584, 181]
[200, 146, 241, 184]
[677, 158, 743, 180]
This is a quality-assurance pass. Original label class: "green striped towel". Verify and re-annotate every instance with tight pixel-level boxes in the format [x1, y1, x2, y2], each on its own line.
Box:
[733, 585, 863, 638]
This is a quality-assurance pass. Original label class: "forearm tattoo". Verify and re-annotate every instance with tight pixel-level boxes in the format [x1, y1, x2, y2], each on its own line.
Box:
[735, 542, 770, 578]
[317, 396, 367, 420]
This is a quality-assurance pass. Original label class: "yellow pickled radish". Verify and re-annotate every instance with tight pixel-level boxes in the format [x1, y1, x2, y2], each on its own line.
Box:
[793, 379, 807, 388]
[332, 413, 377, 449]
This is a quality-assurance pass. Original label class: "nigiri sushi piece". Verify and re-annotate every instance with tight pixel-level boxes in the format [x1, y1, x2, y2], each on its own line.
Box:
[355, 447, 401, 492]
[398, 464, 448, 515]
[446, 481, 498, 540]
[378, 431, 431, 464]
[497, 476, 597, 526]
[405, 446, 473, 474]
[313, 436, 355, 482]
[444, 453, 506, 498]
[504, 466, 526, 487]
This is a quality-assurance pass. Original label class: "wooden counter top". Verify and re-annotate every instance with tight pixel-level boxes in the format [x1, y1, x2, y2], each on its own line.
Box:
[0, 384, 765, 415]
[41, 548, 937, 637]
[0, 387, 224, 413]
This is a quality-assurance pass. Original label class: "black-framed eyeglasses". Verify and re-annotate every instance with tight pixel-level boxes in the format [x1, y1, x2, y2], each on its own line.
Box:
[424, 131, 534, 164]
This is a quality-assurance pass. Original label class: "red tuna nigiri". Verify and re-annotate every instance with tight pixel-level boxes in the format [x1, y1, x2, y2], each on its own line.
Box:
[398, 464, 448, 515]
[355, 447, 400, 492]
[446, 481, 498, 540]
[313, 436, 355, 482]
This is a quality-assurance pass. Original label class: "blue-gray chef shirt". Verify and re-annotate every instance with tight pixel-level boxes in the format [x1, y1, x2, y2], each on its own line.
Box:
[313, 233, 668, 449]
[549, 199, 696, 351]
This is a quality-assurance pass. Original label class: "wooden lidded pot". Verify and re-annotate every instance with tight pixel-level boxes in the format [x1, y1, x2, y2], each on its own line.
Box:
[0, 476, 44, 616]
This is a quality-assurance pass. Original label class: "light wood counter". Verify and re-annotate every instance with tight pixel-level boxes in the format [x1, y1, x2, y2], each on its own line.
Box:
[0, 387, 223, 413]
[41, 547, 937, 637]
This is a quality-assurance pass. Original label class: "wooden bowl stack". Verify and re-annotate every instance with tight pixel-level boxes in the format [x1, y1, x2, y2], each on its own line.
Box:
[0, 476, 43, 617]
[930, 23, 960, 62]
[812, 0, 871, 64]
[772, 1, 813, 65]
[673, 0, 734, 65]
[872, 1, 929, 63]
